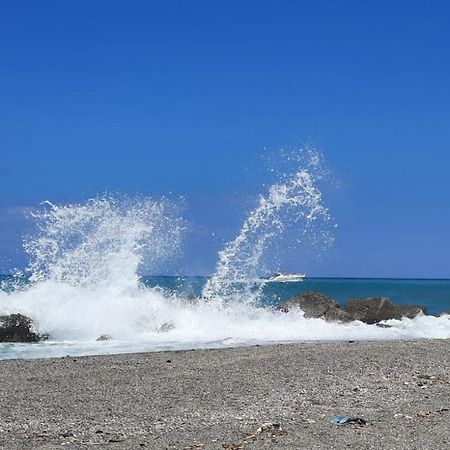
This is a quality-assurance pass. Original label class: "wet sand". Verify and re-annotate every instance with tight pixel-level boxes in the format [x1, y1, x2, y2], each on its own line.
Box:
[0, 340, 449, 449]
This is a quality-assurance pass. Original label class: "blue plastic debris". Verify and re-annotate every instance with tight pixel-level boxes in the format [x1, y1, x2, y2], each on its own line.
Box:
[330, 416, 367, 426]
[330, 415, 350, 426]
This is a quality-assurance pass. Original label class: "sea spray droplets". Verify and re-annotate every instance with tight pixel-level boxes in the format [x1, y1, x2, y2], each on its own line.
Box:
[24, 197, 184, 287]
[202, 150, 334, 302]
[2, 186, 450, 352]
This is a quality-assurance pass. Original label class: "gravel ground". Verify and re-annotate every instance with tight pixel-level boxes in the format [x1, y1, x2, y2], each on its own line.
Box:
[0, 340, 449, 449]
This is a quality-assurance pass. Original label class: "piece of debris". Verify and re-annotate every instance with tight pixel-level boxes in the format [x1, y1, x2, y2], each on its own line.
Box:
[330, 415, 367, 426]
[394, 414, 413, 420]
[256, 422, 286, 438]
[257, 422, 282, 434]
[222, 444, 244, 450]
[417, 374, 437, 380]
[417, 408, 449, 418]
[243, 434, 257, 442]
[60, 432, 75, 438]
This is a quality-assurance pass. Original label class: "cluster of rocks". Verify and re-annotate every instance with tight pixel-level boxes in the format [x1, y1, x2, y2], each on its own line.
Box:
[278, 291, 428, 324]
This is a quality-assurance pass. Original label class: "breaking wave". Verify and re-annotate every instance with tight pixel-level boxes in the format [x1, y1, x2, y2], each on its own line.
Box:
[0, 151, 449, 359]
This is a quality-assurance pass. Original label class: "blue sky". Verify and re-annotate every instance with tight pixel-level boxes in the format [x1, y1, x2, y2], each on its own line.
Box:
[1, 1, 449, 277]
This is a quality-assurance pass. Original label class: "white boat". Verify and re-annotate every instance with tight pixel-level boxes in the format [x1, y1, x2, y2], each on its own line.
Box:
[265, 272, 305, 282]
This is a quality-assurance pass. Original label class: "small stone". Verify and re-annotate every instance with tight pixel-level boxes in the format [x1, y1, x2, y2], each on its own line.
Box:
[257, 422, 283, 434]
[60, 432, 75, 438]
[96, 335, 112, 341]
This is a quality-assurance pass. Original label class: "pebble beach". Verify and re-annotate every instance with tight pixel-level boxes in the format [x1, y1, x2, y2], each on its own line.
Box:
[0, 339, 449, 449]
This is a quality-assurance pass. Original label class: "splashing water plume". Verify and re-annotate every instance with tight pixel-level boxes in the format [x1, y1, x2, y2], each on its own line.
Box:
[24, 197, 182, 289]
[0, 197, 186, 343]
[202, 149, 334, 302]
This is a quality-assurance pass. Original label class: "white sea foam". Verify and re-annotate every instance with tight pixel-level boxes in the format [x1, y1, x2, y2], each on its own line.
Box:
[0, 157, 449, 360]
[1, 283, 449, 360]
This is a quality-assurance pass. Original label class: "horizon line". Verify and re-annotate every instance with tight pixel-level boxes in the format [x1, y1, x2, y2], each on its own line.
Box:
[2, 274, 449, 282]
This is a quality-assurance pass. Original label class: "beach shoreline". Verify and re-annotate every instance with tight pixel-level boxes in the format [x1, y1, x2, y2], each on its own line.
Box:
[0, 340, 449, 449]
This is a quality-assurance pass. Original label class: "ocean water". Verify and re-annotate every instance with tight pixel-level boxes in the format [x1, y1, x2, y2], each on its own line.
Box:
[142, 275, 450, 315]
[0, 150, 449, 360]
[1, 275, 449, 361]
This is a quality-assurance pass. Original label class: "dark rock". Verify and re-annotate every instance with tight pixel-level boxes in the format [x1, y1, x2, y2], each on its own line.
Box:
[0, 313, 48, 342]
[375, 323, 392, 328]
[278, 292, 428, 324]
[158, 322, 175, 333]
[344, 297, 427, 324]
[257, 422, 284, 435]
[96, 334, 112, 341]
[277, 291, 353, 322]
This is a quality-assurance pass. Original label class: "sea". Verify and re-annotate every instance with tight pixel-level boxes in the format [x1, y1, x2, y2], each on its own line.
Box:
[0, 150, 449, 360]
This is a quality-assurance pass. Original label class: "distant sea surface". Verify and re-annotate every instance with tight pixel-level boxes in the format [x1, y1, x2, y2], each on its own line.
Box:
[2, 275, 450, 315]
[142, 276, 450, 315]
[1, 275, 449, 360]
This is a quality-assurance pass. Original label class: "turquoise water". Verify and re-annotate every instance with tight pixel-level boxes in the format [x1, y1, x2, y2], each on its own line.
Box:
[2, 275, 450, 315]
[142, 276, 450, 315]
[1, 274, 450, 360]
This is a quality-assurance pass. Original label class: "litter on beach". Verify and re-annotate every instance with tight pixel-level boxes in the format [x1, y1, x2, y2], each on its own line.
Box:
[330, 416, 367, 426]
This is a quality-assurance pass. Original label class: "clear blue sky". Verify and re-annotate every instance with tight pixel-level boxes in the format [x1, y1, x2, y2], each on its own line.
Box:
[1, 1, 449, 278]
